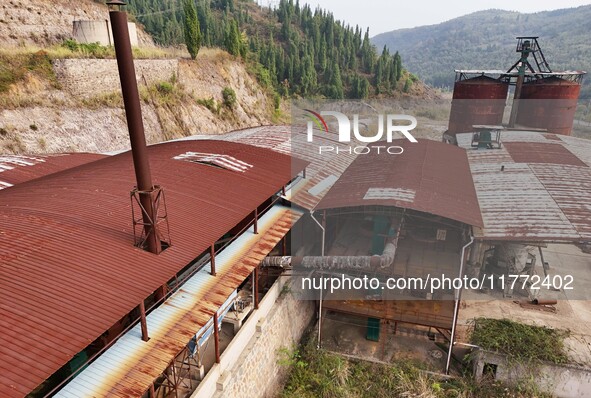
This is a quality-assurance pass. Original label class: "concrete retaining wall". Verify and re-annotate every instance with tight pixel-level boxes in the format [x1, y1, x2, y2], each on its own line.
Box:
[192, 276, 315, 398]
[474, 349, 591, 398]
[52, 58, 179, 98]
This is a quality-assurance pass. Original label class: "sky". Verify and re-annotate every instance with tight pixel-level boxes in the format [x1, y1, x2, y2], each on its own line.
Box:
[259, 0, 591, 35]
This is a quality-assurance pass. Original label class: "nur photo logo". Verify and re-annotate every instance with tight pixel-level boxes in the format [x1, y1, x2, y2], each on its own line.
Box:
[302, 106, 418, 155]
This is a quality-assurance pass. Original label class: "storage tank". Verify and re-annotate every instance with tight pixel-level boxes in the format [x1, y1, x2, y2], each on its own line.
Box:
[72, 20, 139, 47]
[515, 77, 580, 135]
[448, 76, 509, 136]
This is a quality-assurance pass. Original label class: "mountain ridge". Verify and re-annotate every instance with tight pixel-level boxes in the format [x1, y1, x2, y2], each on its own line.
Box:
[371, 5, 590, 96]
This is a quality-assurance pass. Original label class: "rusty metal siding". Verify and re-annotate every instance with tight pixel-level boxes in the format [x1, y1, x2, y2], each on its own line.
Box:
[516, 77, 581, 136]
[315, 139, 483, 227]
[448, 76, 509, 135]
[0, 140, 306, 397]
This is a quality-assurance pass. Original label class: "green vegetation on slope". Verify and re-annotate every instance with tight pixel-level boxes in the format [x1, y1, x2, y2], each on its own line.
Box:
[125, 0, 412, 99]
[371, 6, 591, 98]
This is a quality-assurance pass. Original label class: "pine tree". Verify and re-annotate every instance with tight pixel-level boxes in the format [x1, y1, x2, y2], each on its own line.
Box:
[225, 20, 241, 56]
[326, 61, 344, 99]
[394, 51, 402, 82]
[183, 0, 201, 59]
[403, 78, 412, 93]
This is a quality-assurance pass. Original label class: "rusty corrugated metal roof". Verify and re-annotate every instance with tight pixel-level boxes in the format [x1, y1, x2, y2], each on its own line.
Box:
[315, 139, 483, 227]
[55, 205, 301, 397]
[504, 142, 587, 166]
[457, 131, 591, 241]
[187, 125, 360, 210]
[0, 153, 106, 189]
[0, 140, 306, 397]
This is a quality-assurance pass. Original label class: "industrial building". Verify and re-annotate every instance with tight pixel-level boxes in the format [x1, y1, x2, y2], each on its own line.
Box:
[2, 120, 591, 397]
[1, 28, 590, 398]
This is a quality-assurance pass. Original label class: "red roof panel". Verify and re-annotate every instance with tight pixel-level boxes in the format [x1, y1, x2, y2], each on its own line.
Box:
[316, 139, 483, 227]
[0, 153, 106, 188]
[0, 140, 306, 397]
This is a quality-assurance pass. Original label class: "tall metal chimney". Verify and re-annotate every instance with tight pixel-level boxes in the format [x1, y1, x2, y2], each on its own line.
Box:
[108, 0, 161, 255]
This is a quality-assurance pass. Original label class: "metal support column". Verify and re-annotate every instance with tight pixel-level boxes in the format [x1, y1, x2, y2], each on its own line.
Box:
[210, 244, 216, 276]
[139, 301, 149, 342]
[254, 208, 258, 234]
[213, 313, 220, 364]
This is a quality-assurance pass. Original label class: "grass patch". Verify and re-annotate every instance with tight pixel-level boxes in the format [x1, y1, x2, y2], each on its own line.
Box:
[196, 97, 220, 114]
[81, 91, 124, 109]
[470, 318, 570, 365]
[415, 105, 450, 121]
[280, 336, 548, 398]
[0, 50, 57, 93]
[0, 42, 176, 64]
[140, 78, 188, 106]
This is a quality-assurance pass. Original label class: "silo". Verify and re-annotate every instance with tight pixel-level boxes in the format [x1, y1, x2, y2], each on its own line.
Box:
[515, 77, 581, 135]
[448, 76, 509, 136]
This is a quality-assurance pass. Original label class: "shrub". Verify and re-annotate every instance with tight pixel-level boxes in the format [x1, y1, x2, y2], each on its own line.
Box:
[196, 97, 219, 114]
[222, 87, 237, 109]
[156, 82, 174, 95]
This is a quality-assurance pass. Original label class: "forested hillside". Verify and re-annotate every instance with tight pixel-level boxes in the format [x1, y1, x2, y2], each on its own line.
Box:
[124, 0, 416, 98]
[371, 6, 590, 97]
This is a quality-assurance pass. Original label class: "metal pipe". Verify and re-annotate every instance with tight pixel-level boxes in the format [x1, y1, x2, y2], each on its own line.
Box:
[310, 210, 325, 256]
[251, 269, 256, 307]
[254, 266, 259, 309]
[445, 233, 474, 375]
[213, 313, 220, 363]
[317, 274, 323, 349]
[538, 246, 549, 277]
[532, 299, 557, 305]
[261, 252, 395, 271]
[109, 8, 161, 254]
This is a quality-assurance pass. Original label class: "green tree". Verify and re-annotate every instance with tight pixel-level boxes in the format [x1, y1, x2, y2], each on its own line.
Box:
[403, 78, 412, 93]
[326, 61, 344, 99]
[225, 20, 241, 56]
[394, 51, 402, 82]
[183, 0, 201, 59]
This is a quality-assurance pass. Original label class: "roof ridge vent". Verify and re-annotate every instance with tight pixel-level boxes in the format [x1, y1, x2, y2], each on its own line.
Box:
[174, 152, 253, 172]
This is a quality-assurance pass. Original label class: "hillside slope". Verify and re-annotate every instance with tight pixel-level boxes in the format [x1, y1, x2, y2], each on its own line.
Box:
[0, 48, 279, 154]
[126, 0, 432, 99]
[371, 6, 590, 95]
[0, 0, 154, 46]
